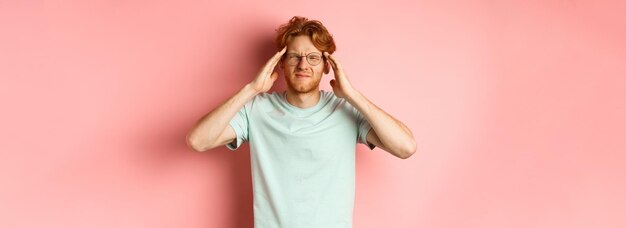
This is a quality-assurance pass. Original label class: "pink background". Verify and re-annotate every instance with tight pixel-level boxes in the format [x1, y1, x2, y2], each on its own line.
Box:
[1, 0, 625, 227]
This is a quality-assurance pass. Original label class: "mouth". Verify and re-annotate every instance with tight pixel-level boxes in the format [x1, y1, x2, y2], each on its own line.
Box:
[295, 72, 310, 77]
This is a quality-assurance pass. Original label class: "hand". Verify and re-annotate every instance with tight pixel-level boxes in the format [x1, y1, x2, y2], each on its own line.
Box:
[324, 52, 356, 98]
[249, 47, 286, 94]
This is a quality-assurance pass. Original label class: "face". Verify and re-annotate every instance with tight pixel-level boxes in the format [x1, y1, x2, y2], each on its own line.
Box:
[280, 35, 330, 94]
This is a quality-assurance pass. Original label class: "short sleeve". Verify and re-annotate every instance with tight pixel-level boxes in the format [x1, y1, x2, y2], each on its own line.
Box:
[354, 106, 375, 150]
[226, 98, 253, 151]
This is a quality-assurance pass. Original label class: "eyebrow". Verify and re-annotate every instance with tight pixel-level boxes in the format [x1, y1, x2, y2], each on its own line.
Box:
[286, 52, 322, 55]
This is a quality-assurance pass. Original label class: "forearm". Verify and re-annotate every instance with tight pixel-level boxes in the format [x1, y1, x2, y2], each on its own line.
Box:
[187, 84, 258, 150]
[345, 90, 416, 156]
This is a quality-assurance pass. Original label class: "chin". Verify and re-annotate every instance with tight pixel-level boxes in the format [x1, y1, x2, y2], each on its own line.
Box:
[288, 81, 320, 93]
[290, 85, 315, 93]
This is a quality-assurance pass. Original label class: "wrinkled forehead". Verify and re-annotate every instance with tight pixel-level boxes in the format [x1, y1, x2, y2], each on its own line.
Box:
[286, 35, 322, 55]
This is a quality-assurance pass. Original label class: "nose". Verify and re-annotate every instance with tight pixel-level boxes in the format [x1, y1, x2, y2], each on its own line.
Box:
[296, 56, 309, 69]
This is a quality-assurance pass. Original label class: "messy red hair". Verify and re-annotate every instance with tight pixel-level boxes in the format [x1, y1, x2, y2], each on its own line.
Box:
[275, 16, 336, 54]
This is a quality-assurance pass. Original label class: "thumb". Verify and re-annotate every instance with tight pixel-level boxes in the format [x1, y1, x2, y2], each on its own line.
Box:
[270, 71, 279, 81]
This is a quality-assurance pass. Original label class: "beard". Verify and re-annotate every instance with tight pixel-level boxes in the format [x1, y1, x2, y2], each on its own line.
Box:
[285, 74, 321, 94]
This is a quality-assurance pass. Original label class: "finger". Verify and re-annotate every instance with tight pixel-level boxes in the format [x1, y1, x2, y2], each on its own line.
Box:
[271, 47, 287, 67]
[328, 53, 343, 71]
[263, 47, 287, 74]
[324, 52, 340, 71]
[273, 47, 287, 62]
[323, 52, 333, 68]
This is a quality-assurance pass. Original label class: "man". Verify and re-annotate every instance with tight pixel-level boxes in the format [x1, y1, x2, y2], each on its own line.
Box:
[187, 16, 416, 228]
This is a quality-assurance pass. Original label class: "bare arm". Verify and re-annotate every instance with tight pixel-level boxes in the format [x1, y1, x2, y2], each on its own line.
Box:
[186, 84, 257, 152]
[348, 91, 417, 159]
[186, 47, 286, 152]
[323, 52, 417, 159]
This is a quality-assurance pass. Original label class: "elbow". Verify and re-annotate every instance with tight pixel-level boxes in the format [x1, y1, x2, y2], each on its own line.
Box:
[186, 133, 209, 152]
[399, 141, 417, 159]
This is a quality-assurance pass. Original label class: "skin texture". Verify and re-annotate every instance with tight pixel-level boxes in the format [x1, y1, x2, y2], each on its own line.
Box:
[278, 35, 330, 109]
[187, 34, 417, 159]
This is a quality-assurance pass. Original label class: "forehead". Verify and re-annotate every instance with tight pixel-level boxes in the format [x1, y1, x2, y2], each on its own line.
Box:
[287, 35, 321, 54]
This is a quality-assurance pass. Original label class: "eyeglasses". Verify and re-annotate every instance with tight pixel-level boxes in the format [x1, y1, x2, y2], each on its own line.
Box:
[283, 52, 324, 66]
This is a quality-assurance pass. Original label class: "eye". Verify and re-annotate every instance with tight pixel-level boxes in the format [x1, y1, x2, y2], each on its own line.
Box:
[309, 55, 321, 60]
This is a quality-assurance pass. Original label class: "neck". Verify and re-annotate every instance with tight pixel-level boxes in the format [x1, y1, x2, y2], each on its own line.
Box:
[285, 88, 321, 109]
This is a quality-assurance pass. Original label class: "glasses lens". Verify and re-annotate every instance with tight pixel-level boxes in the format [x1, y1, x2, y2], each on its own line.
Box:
[286, 55, 299, 66]
[307, 54, 322, 65]
[285, 53, 323, 66]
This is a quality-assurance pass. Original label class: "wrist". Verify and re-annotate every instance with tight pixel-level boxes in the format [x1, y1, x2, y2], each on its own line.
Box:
[344, 88, 360, 102]
[243, 83, 260, 97]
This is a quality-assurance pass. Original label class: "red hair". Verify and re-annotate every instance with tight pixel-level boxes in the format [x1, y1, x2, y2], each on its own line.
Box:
[275, 16, 336, 54]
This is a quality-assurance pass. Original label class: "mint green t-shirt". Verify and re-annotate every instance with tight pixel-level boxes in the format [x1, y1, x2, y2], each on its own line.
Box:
[227, 90, 374, 228]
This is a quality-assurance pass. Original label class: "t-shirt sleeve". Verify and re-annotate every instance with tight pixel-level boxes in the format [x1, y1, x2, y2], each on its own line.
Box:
[226, 98, 253, 151]
[354, 106, 376, 150]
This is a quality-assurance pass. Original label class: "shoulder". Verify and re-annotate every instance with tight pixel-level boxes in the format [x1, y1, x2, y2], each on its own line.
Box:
[320, 90, 360, 115]
[245, 91, 287, 110]
[321, 90, 351, 105]
[246, 91, 278, 103]
[255, 91, 285, 103]
[321, 90, 342, 104]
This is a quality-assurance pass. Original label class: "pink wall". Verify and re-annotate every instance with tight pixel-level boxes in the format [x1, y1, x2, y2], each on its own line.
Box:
[1, 0, 625, 227]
